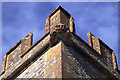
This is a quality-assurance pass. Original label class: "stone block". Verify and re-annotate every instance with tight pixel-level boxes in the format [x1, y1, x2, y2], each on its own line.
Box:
[21, 32, 33, 57]
[87, 32, 118, 70]
[112, 51, 118, 70]
[1, 55, 7, 73]
[87, 32, 101, 55]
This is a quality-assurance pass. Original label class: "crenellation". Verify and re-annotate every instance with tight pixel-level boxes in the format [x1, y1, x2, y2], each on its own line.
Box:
[1, 33, 33, 74]
[87, 32, 118, 71]
[45, 6, 75, 35]
[1, 6, 119, 79]
[21, 32, 33, 57]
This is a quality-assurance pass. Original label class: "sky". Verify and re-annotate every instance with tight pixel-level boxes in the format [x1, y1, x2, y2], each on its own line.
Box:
[1, 2, 119, 71]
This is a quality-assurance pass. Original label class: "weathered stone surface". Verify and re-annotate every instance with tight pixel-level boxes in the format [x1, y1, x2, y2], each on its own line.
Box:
[14, 38, 120, 79]
[1, 33, 33, 74]
[0, 6, 120, 80]
[100, 43, 113, 67]
[112, 51, 118, 70]
[87, 32, 118, 71]
[6, 43, 21, 70]
[21, 32, 33, 57]
[45, 6, 75, 35]
[17, 41, 62, 78]
[87, 32, 101, 54]
[70, 16, 75, 33]
[0, 34, 50, 79]
[62, 42, 107, 78]
[45, 18, 50, 34]
[1, 54, 7, 73]
[87, 32, 93, 47]
[60, 9, 69, 26]
[72, 33, 120, 79]
[1, 32, 120, 79]
[50, 23, 69, 47]
[50, 9, 61, 34]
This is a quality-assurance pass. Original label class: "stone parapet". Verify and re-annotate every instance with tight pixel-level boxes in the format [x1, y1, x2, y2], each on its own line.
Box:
[0, 34, 50, 79]
[1, 33, 33, 74]
[87, 32, 118, 71]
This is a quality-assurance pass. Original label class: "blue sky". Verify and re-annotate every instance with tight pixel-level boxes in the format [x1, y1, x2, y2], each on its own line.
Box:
[1, 2, 119, 71]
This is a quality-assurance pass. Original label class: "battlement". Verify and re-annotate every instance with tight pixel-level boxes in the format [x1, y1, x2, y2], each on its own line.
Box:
[1, 33, 33, 74]
[0, 6, 119, 79]
[45, 6, 75, 34]
[87, 32, 118, 70]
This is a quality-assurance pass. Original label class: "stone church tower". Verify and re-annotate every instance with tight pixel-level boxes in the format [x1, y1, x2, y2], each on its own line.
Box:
[0, 6, 120, 79]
